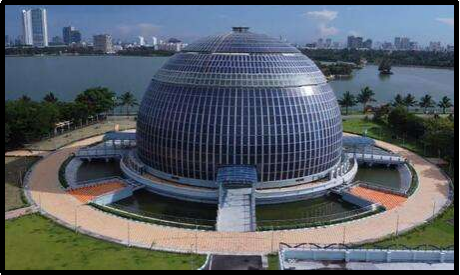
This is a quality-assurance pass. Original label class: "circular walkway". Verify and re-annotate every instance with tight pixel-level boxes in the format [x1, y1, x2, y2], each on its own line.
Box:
[26, 134, 452, 255]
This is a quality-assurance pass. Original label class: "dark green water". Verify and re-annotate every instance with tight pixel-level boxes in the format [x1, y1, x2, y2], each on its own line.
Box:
[354, 165, 401, 189]
[76, 160, 401, 227]
[113, 189, 218, 222]
[76, 159, 123, 182]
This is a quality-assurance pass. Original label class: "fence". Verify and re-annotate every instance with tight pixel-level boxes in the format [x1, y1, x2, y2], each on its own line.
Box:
[279, 247, 454, 270]
[257, 204, 382, 231]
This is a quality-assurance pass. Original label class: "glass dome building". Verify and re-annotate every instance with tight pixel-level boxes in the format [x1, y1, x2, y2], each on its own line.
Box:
[136, 27, 343, 188]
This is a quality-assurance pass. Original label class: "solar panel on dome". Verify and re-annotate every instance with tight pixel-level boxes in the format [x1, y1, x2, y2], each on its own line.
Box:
[136, 28, 343, 184]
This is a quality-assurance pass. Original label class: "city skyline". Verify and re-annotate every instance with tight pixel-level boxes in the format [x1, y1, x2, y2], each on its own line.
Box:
[5, 5, 455, 46]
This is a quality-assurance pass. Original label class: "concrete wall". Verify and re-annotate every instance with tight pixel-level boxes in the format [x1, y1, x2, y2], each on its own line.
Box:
[92, 187, 133, 206]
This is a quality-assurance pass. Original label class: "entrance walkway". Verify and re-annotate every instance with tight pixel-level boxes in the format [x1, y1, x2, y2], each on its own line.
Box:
[24, 133, 452, 255]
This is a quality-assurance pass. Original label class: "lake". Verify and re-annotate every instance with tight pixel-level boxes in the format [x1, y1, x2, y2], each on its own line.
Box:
[5, 56, 455, 104]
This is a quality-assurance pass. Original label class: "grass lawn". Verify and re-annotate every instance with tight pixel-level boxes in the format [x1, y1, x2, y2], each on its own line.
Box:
[5, 214, 205, 270]
[365, 205, 455, 248]
[5, 156, 41, 212]
[342, 117, 448, 163]
[267, 255, 280, 270]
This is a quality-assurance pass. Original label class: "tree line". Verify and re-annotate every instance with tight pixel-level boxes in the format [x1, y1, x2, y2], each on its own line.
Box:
[338, 87, 453, 115]
[302, 49, 455, 68]
[5, 88, 138, 151]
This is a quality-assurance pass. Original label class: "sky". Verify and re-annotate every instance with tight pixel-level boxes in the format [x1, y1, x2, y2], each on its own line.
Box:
[5, 5, 455, 46]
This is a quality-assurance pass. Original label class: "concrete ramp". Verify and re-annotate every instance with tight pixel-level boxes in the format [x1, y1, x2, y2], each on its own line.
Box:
[216, 166, 258, 232]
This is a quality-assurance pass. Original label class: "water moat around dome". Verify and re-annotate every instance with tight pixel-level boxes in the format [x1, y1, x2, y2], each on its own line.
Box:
[75, 157, 407, 230]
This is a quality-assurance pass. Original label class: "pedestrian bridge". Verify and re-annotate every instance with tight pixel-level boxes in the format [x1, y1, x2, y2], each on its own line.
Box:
[216, 166, 257, 232]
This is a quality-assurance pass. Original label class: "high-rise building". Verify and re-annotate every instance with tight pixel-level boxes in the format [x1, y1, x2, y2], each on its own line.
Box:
[5, 35, 11, 47]
[317, 38, 324, 49]
[347, 36, 363, 49]
[63, 26, 82, 45]
[395, 37, 411, 50]
[30, 8, 48, 47]
[325, 38, 332, 49]
[21, 10, 33, 46]
[400, 37, 410, 50]
[93, 34, 113, 53]
[63, 26, 74, 45]
[152, 36, 158, 46]
[363, 39, 373, 49]
[50, 36, 63, 45]
[138, 36, 145, 46]
[394, 37, 401, 50]
[429, 41, 442, 52]
[71, 30, 82, 44]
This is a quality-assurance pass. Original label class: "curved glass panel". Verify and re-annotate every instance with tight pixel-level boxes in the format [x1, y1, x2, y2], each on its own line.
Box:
[137, 28, 343, 184]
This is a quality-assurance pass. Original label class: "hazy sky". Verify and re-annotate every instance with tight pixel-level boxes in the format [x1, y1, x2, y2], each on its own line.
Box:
[5, 5, 455, 45]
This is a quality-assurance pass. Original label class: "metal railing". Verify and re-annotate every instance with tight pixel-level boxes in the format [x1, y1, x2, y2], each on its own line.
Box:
[257, 204, 382, 230]
[108, 202, 217, 229]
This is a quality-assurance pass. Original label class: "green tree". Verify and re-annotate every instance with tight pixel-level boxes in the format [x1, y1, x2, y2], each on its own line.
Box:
[373, 104, 391, 123]
[356, 87, 376, 113]
[419, 94, 435, 113]
[378, 59, 392, 74]
[118, 92, 138, 116]
[43, 92, 59, 104]
[75, 87, 116, 116]
[5, 100, 60, 147]
[388, 106, 425, 138]
[438, 96, 453, 114]
[392, 94, 405, 108]
[5, 123, 11, 149]
[338, 91, 356, 115]
[403, 93, 417, 112]
[19, 95, 32, 102]
[423, 117, 454, 161]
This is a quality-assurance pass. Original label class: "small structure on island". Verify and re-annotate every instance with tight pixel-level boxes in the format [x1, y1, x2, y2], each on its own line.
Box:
[378, 58, 393, 75]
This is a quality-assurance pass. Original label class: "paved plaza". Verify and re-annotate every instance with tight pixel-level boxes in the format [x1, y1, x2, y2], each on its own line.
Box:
[25, 134, 452, 255]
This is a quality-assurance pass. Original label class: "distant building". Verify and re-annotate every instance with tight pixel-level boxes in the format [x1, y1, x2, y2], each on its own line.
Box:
[363, 39, 373, 49]
[394, 37, 411, 50]
[317, 38, 324, 49]
[138, 36, 145, 46]
[21, 10, 33, 45]
[152, 36, 158, 47]
[381, 42, 393, 51]
[332, 42, 340, 49]
[63, 26, 82, 45]
[347, 36, 363, 49]
[93, 34, 113, 53]
[71, 30, 82, 44]
[5, 35, 11, 47]
[446, 45, 454, 52]
[429, 41, 442, 52]
[50, 36, 64, 45]
[22, 8, 48, 47]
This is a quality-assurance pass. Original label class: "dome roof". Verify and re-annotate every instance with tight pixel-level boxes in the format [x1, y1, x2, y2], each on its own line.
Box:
[136, 28, 343, 186]
[182, 27, 301, 54]
[153, 28, 327, 88]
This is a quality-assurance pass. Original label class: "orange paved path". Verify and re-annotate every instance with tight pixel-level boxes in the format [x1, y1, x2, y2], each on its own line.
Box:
[349, 186, 407, 210]
[26, 133, 452, 255]
[68, 181, 126, 204]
